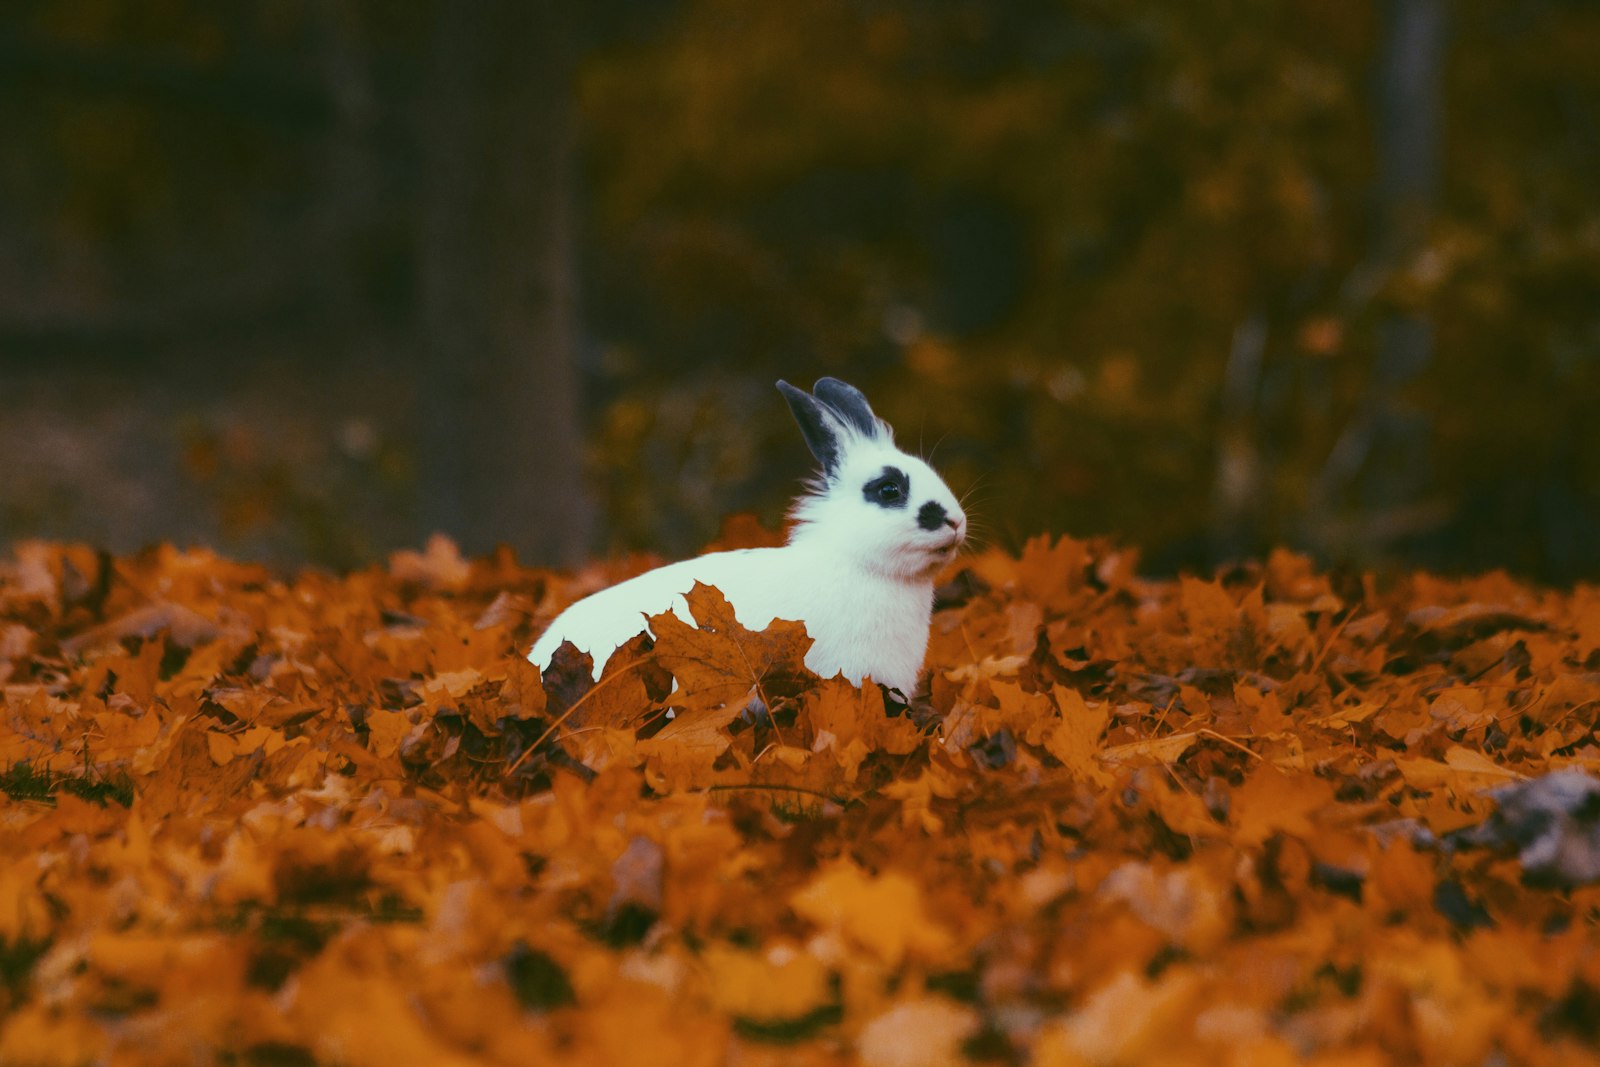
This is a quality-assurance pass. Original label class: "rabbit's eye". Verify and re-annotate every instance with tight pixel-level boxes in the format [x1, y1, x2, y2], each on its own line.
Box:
[863, 466, 910, 509]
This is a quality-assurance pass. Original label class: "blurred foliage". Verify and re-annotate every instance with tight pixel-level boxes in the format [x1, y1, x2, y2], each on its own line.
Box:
[1, 0, 1598, 577]
[582, 0, 1600, 577]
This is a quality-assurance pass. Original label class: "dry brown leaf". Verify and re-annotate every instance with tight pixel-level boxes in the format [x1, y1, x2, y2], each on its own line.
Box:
[649, 582, 813, 716]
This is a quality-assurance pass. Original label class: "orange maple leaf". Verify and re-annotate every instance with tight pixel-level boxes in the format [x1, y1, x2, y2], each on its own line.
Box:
[648, 582, 813, 716]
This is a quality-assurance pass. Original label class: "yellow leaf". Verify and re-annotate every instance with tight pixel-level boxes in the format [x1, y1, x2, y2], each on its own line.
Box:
[1044, 685, 1113, 785]
[791, 862, 953, 967]
[1394, 748, 1523, 795]
[1101, 731, 1198, 766]
[1442, 745, 1523, 780]
[702, 942, 830, 1022]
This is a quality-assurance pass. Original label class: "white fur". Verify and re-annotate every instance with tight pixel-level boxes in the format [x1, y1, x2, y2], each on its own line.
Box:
[528, 382, 966, 696]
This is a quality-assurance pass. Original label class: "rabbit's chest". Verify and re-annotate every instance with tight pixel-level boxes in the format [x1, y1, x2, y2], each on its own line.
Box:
[791, 577, 931, 693]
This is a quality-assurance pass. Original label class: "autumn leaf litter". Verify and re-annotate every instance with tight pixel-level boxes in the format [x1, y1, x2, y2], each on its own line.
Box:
[4, 534, 1600, 1065]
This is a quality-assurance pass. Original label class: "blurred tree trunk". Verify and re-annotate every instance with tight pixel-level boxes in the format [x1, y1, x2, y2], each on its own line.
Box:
[1210, 311, 1267, 562]
[310, 1, 375, 329]
[1307, 0, 1446, 555]
[416, 0, 595, 565]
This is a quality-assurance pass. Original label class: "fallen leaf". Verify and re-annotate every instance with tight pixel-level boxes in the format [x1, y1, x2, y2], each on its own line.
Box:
[856, 996, 979, 1067]
[791, 862, 953, 967]
[703, 942, 831, 1022]
[649, 582, 813, 716]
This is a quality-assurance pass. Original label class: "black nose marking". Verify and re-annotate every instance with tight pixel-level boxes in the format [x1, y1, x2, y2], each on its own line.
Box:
[917, 501, 948, 531]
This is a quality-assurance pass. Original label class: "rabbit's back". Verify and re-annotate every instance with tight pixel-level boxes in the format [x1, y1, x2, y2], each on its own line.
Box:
[529, 547, 788, 677]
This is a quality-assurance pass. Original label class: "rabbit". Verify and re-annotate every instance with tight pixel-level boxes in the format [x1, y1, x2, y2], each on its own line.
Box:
[528, 377, 967, 697]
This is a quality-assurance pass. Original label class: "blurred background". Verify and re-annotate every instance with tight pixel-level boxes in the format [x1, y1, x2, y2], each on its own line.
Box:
[2, 0, 1598, 580]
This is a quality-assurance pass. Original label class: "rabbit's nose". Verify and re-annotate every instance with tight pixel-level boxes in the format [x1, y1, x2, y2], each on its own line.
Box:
[917, 501, 949, 531]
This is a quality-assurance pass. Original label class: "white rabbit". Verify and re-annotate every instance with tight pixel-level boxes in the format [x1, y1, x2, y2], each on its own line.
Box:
[528, 377, 967, 696]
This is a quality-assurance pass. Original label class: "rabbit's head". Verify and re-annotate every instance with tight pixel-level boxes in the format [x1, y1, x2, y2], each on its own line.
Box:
[777, 377, 967, 580]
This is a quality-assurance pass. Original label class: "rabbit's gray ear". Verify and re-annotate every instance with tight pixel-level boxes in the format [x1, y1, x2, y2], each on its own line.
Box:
[812, 378, 881, 439]
[778, 380, 844, 475]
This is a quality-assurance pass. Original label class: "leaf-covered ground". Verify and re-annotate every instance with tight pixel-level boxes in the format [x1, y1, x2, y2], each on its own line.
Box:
[3, 533, 1600, 1066]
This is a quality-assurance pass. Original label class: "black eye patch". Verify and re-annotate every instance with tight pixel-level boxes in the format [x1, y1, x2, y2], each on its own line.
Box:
[862, 466, 910, 509]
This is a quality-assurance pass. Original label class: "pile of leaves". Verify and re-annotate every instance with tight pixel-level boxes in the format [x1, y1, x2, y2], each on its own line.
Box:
[3, 532, 1600, 1066]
